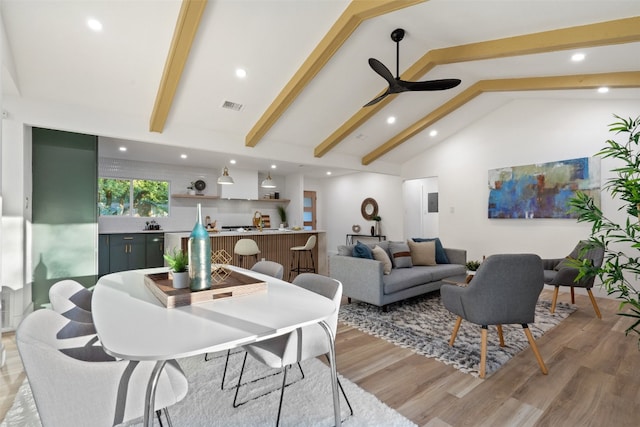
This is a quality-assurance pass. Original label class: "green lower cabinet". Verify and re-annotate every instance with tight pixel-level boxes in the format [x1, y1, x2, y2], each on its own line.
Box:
[108, 234, 146, 273]
[146, 234, 165, 268]
[100, 233, 165, 274]
[98, 235, 110, 277]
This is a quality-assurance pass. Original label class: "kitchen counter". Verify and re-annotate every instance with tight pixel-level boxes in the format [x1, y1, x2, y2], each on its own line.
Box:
[165, 230, 326, 279]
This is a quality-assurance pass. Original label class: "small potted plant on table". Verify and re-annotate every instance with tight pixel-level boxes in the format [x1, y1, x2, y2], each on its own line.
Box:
[164, 248, 189, 289]
[466, 260, 481, 277]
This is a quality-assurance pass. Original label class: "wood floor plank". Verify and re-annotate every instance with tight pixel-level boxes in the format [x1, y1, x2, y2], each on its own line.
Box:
[3, 291, 640, 426]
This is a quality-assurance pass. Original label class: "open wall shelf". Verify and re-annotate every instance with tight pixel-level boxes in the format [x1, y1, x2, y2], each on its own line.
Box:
[171, 194, 290, 203]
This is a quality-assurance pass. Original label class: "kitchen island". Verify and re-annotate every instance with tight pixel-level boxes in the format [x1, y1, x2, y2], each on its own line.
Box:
[164, 229, 326, 279]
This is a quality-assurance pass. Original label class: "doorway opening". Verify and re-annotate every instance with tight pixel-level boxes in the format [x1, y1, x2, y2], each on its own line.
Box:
[303, 191, 316, 230]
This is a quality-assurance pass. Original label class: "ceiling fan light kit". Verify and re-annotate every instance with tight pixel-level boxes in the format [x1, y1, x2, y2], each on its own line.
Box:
[364, 28, 461, 107]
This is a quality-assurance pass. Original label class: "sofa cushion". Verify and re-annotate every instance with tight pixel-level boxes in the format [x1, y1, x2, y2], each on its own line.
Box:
[353, 241, 373, 259]
[382, 264, 466, 294]
[389, 241, 413, 268]
[412, 237, 450, 264]
[337, 245, 353, 256]
[407, 239, 436, 266]
[372, 245, 392, 275]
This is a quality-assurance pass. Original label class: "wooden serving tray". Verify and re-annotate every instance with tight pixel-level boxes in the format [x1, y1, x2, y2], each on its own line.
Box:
[144, 269, 267, 308]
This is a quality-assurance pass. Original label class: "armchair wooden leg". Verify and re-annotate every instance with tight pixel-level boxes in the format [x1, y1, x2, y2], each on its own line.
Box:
[480, 326, 488, 379]
[587, 289, 602, 319]
[496, 325, 505, 347]
[570, 287, 575, 304]
[522, 324, 548, 375]
[449, 316, 462, 347]
[550, 286, 559, 314]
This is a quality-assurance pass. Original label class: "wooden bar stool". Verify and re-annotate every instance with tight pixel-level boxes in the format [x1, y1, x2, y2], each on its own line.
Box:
[234, 239, 260, 269]
[288, 235, 316, 280]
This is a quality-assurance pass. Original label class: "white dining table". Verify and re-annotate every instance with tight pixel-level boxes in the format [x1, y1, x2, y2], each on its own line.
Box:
[92, 266, 341, 426]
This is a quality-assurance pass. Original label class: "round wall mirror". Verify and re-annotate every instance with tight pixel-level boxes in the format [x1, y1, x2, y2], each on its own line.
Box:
[361, 198, 378, 221]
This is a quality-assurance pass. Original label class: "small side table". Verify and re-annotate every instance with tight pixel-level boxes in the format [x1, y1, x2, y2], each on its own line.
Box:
[346, 234, 387, 245]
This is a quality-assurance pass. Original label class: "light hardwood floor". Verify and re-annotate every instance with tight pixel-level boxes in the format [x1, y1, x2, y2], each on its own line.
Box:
[2, 289, 639, 426]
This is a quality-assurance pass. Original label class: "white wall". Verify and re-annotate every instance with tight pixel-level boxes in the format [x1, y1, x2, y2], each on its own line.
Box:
[322, 172, 404, 254]
[403, 177, 439, 239]
[402, 98, 638, 297]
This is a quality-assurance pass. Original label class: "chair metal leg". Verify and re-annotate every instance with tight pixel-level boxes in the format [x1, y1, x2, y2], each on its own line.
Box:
[496, 325, 505, 347]
[479, 326, 488, 379]
[522, 324, 548, 375]
[275, 365, 289, 427]
[551, 286, 559, 313]
[162, 407, 173, 427]
[233, 352, 249, 408]
[587, 289, 602, 319]
[156, 410, 163, 427]
[221, 349, 232, 390]
[449, 316, 462, 346]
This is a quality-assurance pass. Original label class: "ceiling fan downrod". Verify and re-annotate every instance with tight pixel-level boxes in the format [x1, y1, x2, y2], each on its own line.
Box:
[391, 28, 405, 79]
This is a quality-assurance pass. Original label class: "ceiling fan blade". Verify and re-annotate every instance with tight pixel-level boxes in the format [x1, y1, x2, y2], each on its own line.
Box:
[400, 78, 462, 91]
[368, 58, 396, 85]
[363, 91, 390, 107]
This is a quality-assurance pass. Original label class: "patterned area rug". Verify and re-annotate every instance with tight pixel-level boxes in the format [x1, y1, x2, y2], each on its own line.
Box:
[338, 292, 575, 377]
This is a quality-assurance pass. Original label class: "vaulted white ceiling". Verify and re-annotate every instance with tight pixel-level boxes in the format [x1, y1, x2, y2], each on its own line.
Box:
[2, 0, 639, 178]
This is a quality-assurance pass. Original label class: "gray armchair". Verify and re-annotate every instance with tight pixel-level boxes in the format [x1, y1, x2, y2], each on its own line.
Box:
[542, 241, 604, 318]
[441, 254, 548, 378]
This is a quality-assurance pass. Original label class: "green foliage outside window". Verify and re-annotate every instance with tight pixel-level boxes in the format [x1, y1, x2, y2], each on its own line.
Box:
[99, 178, 169, 217]
[133, 179, 169, 217]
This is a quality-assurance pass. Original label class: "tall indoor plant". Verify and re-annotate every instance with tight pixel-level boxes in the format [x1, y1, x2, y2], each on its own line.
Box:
[569, 114, 640, 344]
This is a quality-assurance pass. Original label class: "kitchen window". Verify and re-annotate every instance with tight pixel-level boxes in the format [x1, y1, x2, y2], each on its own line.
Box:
[99, 178, 169, 217]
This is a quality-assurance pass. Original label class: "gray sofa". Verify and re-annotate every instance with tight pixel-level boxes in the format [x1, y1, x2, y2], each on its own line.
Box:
[329, 240, 466, 311]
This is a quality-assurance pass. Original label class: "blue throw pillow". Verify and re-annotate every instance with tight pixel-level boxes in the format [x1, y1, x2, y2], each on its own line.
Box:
[412, 237, 450, 264]
[352, 241, 373, 259]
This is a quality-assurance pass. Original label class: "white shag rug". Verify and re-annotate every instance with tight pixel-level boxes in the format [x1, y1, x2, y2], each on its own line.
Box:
[2, 350, 415, 427]
[339, 292, 575, 377]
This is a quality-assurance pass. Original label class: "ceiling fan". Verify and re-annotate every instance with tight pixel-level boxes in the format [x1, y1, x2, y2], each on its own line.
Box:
[364, 28, 461, 107]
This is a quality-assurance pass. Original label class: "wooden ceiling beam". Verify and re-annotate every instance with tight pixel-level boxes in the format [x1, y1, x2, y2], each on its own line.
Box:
[315, 16, 640, 158]
[245, 0, 427, 148]
[149, 0, 208, 133]
[361, 71, 640, 165]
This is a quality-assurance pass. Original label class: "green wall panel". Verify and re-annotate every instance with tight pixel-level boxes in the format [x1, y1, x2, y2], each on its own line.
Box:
[32, 128, 98, 308]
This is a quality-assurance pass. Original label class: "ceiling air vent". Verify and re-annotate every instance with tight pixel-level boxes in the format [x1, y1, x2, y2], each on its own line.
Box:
[221, 100, 243, 111]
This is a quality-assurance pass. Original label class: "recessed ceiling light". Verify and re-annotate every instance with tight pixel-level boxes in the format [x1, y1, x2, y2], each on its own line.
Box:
[180, 154, 187, 159]
[326, 171, 332, 176]
[87, 18, 103, 32]
[597, 87, 609, 93]
[119, 146, 127, 152]
[571, 53, 585, 62]
[230, 159, 237, 164]
[429, 130, 438, 137]
[271, 164, 277, 169]
[387, 116, 396, 124]
[235, 68, 247, 78]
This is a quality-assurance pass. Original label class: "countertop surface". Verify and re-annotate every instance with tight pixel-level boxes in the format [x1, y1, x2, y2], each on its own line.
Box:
[100, 229, 323, 236]
[166, 229, 323, 238]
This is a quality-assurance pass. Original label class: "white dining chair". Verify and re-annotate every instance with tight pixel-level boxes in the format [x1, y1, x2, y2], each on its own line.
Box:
[232, 273, 352, 425]
[49, 279, 94, 323]
[16, 309, 189, 427]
